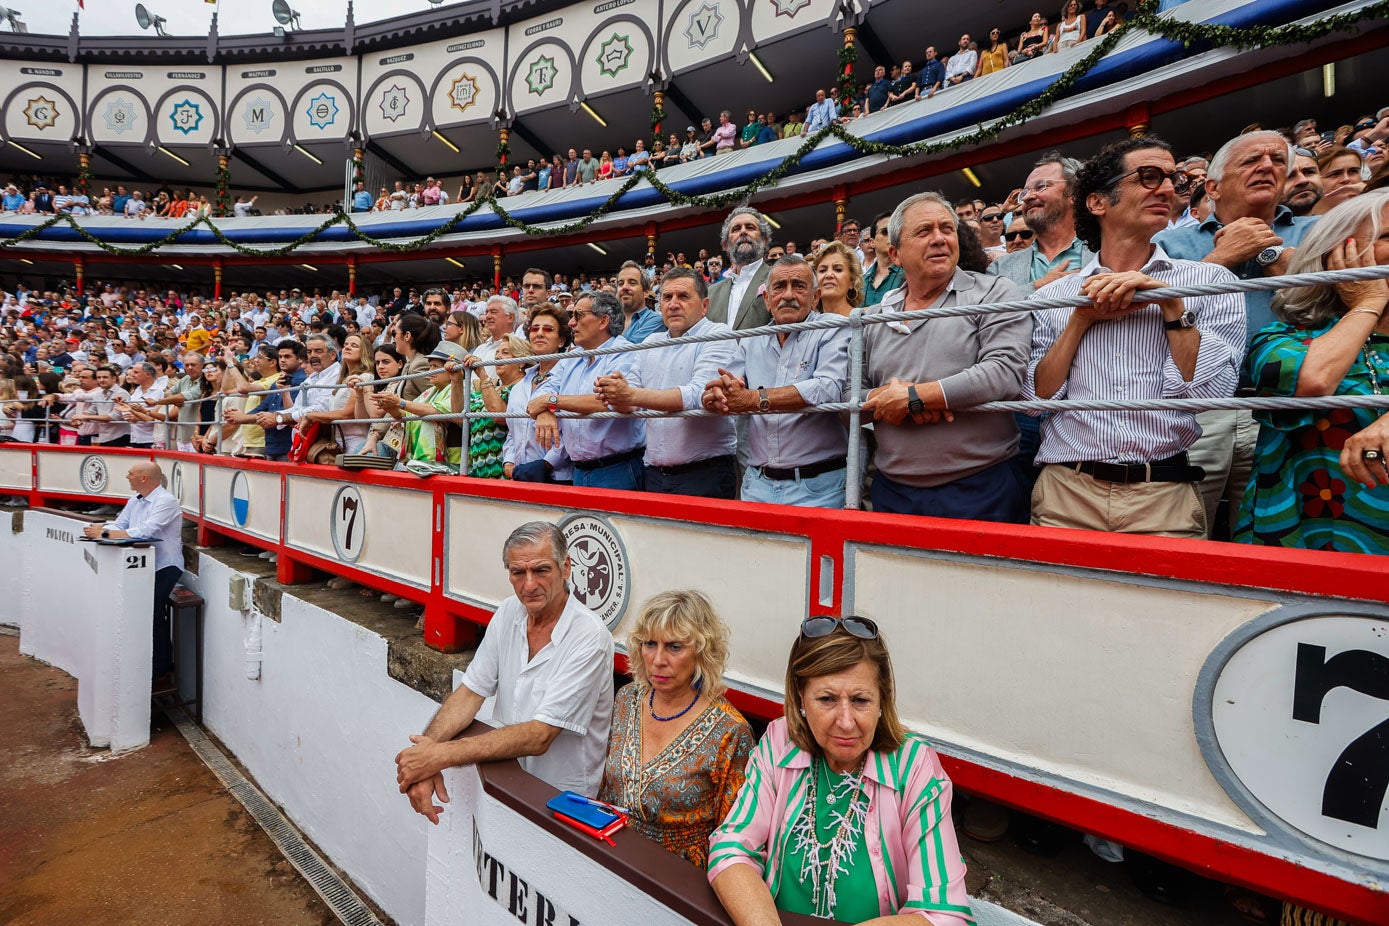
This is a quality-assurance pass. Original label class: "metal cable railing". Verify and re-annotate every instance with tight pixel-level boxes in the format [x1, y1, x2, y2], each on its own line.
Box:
[14, 264, 1389, 502]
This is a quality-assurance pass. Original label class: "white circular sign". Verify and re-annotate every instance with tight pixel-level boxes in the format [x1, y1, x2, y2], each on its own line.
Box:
[169, 461, 184, 504]
[1206, 614, 1389, 860]
[330, 485, 365, 563]
[230, 471, 251, 528]
[559, 513, 629, 630]
[79, 455, 109, 494]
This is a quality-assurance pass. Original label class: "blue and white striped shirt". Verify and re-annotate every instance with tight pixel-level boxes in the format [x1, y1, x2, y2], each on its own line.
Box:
[1022, 245, 1245, 464]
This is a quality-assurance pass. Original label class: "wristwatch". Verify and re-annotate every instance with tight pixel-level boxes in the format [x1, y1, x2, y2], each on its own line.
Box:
[906, 384, 925, 416]
[757, 387, 771, 413]
[1163, 310, 1197, 331]
[547, 393, 559, 414]
[101, 529, 109, 540]
[276, 413, 286, 425]
[1255, 245, 1286, 267]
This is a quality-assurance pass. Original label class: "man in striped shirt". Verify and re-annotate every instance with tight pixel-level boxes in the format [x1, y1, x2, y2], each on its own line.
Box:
[1023, 136, 1246, 537]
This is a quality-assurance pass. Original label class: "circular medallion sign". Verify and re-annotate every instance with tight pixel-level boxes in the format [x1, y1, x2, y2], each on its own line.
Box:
[79, 455, 109, 495]
[330, 485, 365, 563]
[559, 513, 629, 630]
[229, 471, 251, 528]
[1204, 613, 1389, 860]
[169, 461, 184, 505]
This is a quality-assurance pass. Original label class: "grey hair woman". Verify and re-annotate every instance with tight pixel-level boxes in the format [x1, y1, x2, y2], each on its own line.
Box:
[1237, 188, 1389, 552]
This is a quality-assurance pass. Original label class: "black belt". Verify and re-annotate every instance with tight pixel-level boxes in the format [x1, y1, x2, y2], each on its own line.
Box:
[1058, 452, 1206, 485]
[572, 445, 646, 472]
[648, 454, 735, 476]
[757, 456, 847, 482]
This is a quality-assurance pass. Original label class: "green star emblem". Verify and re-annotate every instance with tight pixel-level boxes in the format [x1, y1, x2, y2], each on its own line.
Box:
[526, 55, 557, 97]
[596, 33, 634, 79]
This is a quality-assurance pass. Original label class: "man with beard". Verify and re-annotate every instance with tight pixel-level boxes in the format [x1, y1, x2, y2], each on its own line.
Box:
[614, 261, 665, 343]
[989, 151, 1094, 292]
[1282, 148, 1323, 216]
[989, 152, 1095, 484]
[707, 207, 773, 331]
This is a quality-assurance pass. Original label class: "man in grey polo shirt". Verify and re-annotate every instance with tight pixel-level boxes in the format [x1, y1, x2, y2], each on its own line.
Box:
[860, 192, 1032, 521]
[703, 256, 851, 507]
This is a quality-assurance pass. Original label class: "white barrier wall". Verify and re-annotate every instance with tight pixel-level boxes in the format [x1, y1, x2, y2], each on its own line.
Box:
[182, 556, 439, 926]
[14, 509, 155, 752]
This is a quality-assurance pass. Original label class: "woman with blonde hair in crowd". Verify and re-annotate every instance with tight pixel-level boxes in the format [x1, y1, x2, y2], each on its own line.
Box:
[455, 334, 533, 478]
[597, 590, 754, 867]
[1238, 189, 1389, 553]
[356, 344, 407, 460]
[199, 355, 249, 455]
[813, 240, 866, 316]
[300, 333, 374, 453]
[443, 310, 484, 351]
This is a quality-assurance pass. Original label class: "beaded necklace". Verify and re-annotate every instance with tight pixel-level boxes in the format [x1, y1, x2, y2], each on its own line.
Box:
[790, 756, 869, 918]
[648, 686, 700, 722]
[1363, 335, 1389, 396]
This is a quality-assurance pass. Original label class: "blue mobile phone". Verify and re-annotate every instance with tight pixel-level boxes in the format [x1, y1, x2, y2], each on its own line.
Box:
[545, 791, 620, 829]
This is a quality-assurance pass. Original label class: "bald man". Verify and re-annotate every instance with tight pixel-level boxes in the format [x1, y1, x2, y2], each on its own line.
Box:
[84, 462, 186, 683]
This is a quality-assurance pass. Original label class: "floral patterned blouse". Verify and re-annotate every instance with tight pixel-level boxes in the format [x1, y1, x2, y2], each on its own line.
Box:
[1235, 319, 1389, 553]
[597, 682, 754, 868]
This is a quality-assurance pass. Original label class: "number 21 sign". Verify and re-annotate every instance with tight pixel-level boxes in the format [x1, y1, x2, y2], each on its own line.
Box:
[1202, 611, 1389, 861]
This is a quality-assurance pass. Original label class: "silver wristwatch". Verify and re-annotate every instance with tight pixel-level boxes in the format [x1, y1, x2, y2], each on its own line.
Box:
[1255, 245, 1285, 267]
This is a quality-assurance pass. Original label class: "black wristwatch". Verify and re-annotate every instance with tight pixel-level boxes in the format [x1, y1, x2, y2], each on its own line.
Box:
[1163, 310, 1197, 331]
[906, 384, 925, 416]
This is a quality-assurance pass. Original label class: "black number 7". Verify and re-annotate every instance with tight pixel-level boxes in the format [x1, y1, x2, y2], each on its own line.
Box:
[340, 496, 359, 551]
[1293, 643, 1389, 828]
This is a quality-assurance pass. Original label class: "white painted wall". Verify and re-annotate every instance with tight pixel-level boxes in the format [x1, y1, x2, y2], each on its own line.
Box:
[183, 556, 439, 926]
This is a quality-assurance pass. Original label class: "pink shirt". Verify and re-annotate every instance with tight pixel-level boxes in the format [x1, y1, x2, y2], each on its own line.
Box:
[708, 718, 973, 925]
[713, 122, 737, 152]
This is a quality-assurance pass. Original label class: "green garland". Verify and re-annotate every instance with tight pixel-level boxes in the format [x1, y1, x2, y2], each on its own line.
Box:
[837, 45, 859, 116]
[495, 136, 510, 174]
[4, 0, 1387, 256]
[214, 161, 232, 218]
[650, 101, 666, 147]
[76, 158, 93, 197]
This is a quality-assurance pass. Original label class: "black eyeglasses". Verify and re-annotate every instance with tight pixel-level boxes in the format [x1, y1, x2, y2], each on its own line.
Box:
[979, 212, 1003, 222]
[801, 616, 879, 639]
[1004, 229, 1035, 241]
[1110, 165, 1193, 195]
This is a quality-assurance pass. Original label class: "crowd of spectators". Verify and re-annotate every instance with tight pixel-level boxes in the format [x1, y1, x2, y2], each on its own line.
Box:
[4, 94, 1389, 552]
[3, 46, 1386, 926]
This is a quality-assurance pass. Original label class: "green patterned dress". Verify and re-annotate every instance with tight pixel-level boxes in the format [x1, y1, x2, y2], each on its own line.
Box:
[1235, 319, 1389, 553]
[467, 382, 512, 478]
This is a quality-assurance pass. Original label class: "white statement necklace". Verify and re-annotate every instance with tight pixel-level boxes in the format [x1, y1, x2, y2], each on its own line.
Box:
[791, 757, 869, 918]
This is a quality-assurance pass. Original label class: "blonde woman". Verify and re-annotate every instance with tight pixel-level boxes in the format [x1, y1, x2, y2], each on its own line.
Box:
[596, 591, 754, 867]
[812, 240, 866, 316]
[199, 356, 249, 455]
[301, 333, 374, 453]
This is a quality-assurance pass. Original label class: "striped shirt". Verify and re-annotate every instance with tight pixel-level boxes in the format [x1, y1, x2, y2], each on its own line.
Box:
[708, 718, 973, 925]
[1022, 245, 1245, 464]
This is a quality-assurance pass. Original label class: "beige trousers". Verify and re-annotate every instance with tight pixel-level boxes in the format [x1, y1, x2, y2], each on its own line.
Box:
[1031, 464, 1207, 539]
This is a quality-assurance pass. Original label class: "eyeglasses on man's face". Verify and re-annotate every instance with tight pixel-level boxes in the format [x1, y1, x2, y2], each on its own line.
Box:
[1004, 229, 1035, 242]
[1110, 165, 1194, 195]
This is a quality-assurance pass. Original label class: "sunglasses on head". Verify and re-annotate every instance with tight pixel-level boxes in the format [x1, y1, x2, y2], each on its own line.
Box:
[1293, 146, 1317, 158]
[801, 616, 879, 640]
[1004, 229, 1035, 241]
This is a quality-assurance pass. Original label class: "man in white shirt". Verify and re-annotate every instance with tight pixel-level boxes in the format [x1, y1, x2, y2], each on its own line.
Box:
[72, 366, 132, 446]
[595, 268, 737, 498]
[469, 295, 520, 369]
[279, 333, 340, 427]
[83, 461, 186, 681]
[395, 522, 614, 819]
[113, 362, 166, 448]
[944, 35, 977, 87]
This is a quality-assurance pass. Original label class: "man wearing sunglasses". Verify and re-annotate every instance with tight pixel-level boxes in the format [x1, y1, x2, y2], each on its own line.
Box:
[1155, 130, 1316, 536]
[1024, 136, 1246, 538]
